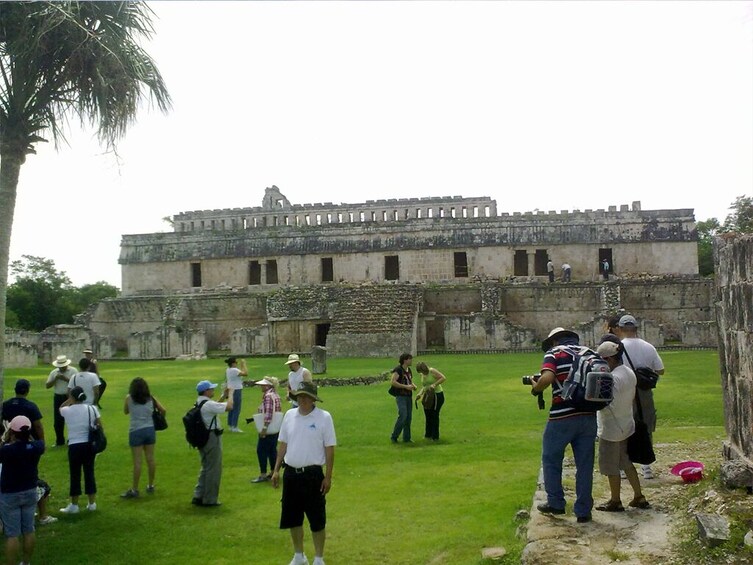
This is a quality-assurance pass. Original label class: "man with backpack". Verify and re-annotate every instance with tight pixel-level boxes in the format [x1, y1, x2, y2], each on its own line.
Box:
[190, 380, 233, 507]
[530, 327, 599, 523]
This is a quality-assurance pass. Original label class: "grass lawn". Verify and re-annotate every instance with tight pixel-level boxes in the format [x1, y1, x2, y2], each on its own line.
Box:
[2, 350, 725, 564]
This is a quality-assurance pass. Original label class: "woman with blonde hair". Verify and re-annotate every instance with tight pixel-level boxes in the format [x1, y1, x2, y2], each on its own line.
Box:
[415, 362, 447, 441]
[121, 377, 166, 498]
[251, 377, 282, 483]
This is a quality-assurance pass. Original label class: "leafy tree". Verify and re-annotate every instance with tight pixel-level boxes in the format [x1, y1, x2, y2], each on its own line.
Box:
[697, 218, 720, 277]
[722, 195, 753, 234]
[5, 255, 118, 331]
[0, 3, 170, 397]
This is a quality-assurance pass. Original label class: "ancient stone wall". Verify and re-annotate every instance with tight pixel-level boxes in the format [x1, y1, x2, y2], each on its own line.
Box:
[715, 234, 753, 468]
[3, 342, 37, 368]
[119, 196, 698, 296]
[127, 327, 206, 359]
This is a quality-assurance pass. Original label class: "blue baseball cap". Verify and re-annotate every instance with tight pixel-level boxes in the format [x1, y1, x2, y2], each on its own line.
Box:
[196, 380, 218, 393]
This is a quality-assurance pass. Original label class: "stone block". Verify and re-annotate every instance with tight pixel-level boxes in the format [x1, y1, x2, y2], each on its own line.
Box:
[695, 513, 730, 547]
[311, 345, 327, 374]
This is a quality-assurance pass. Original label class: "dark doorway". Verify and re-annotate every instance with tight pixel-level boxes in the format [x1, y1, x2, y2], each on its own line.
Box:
[321, 257, 334, 282]
[454, 252, 469, 278]
[385, 255, 399, 280]
[249, 261, 261, 285]
[266, 260, 279, 284]
[425, 320, 445, 348]
[514, 250, 528, 276]
[191, 263, 202, 287]
[316, 323, 330, 346]
[534, 249, 548, 276]
[599, 248, 614, 275]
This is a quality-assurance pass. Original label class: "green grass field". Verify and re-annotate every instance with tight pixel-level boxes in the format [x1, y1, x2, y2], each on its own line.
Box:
[2, 350, 725, 564]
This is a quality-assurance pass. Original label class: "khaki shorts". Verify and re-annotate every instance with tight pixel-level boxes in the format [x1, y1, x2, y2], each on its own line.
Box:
[598, 437, 632, 475]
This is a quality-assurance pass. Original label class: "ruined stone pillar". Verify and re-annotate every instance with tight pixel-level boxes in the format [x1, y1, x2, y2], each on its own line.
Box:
[311, 345, 327, 374]
[715, 234, 753, 472]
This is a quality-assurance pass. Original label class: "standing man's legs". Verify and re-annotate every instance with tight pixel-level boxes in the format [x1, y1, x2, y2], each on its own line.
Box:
[53, 393, 66, 446]
[541, 420, 569, 511]
[391, 396, 411, 442]
[570, 415, 597, 518]
[194, 433, 222, 504]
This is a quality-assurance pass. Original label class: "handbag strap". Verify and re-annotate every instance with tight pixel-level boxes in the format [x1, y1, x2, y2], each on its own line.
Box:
[87, 405, 95, 429]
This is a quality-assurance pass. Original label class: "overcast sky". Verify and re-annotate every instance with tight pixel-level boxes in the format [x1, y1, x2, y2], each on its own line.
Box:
[9, 0, 753, 288]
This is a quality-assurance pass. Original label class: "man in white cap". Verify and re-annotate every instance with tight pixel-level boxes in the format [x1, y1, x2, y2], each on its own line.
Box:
[530, 327, 597, 523]
[46, 355, 77, 446]
[616, 314, 665, 479]
[285, 354, 312, 407]
[192, 379, 233, 507]
[272, 382, 336, 565]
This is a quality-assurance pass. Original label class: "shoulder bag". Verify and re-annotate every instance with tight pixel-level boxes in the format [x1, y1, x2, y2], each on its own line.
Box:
[152, 397, 168, 431]
[88, 405, 107, 454]
[623, 349, 660, 390]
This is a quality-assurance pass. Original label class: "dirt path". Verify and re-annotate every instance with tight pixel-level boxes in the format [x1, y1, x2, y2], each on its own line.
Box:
[522, 439, 725, 564]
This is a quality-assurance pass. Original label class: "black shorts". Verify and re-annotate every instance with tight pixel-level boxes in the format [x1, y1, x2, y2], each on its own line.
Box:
[279, 466, 326, 532]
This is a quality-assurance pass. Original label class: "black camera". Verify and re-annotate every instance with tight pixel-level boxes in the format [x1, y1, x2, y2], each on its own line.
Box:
[521, 374, 541, 386]
[522, 374, 545, 410]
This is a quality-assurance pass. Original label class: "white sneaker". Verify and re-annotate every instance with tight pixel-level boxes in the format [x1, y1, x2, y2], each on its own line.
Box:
[313, 558, 326, 565]
[87, 502, 97, 511]
[38, 515, 58, 525]
[232, 427, 244, 433]
[60, 503, 79, 514]
[642, 465, 654, 479]
[288, 555, 309, 565]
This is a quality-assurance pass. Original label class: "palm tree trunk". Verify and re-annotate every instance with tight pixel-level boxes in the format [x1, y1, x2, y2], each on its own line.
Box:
[0, 151, 24, 402]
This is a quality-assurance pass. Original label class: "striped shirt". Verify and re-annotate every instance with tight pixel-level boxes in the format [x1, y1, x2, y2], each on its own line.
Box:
[541, 345, 598, 420]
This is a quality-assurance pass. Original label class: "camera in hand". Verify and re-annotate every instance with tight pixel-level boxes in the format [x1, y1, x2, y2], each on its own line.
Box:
[521, 374, 541, 386]
[522, 373, 545, 410]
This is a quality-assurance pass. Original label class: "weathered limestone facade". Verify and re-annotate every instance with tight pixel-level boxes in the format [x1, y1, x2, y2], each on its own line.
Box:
[119, 187, 698, 295]
[716, 234, 753, 471]
[64, 187, 715, 359]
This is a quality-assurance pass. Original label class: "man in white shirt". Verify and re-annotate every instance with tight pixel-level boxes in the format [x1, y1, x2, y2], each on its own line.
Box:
[285, 354, 313, 408]
[67, 358, 100, 407]
[272, 382, 336, 565]
[617, 314, 665, 479]
[594, 338, 650, 512]
[192, 380, 233, 507]
[46, 355, 77, 446]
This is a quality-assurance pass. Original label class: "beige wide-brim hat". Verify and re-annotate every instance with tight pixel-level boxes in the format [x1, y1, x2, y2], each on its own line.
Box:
[284, 353, 301, 366]
[255, 376, 279, 389]
[52, 355, 72, 368]
[541, 327, 579, 352]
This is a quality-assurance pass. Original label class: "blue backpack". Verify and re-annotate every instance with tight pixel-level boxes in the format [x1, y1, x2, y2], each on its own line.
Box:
[557, 345, 614, 412]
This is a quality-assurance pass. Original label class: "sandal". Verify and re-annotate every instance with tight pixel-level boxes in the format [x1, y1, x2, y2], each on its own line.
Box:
[629, 495, 650, 509]
[595, 500, 625, 512]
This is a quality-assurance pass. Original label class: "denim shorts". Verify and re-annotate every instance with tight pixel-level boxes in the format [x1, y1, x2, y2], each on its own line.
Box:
[0, 488, 37, 538]
[129, 426, 156, 447]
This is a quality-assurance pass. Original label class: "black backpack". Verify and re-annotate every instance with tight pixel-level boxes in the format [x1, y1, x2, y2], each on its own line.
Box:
[558, 345, 614, 412]
[183, 399, 214, 448]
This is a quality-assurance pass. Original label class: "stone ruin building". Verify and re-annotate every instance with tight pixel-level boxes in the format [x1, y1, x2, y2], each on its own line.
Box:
[23, 184, 710, 362]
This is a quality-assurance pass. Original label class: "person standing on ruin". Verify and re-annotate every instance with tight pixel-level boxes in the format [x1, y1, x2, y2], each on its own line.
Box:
[285, 354, 312, 408]
[602, 259, 610, 280]
[547, 259, 555, 283]
[561, 263, 572, 282]
[616, 315, 664, 480]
